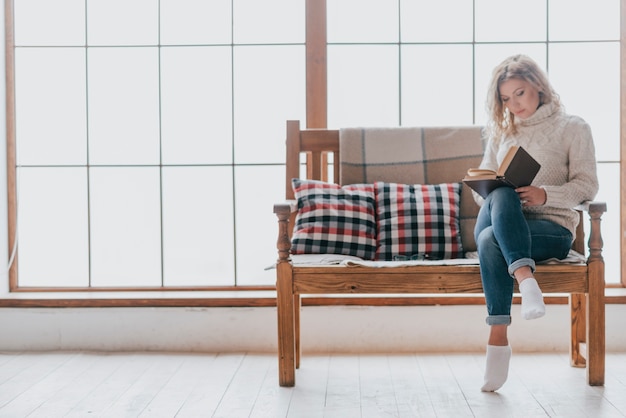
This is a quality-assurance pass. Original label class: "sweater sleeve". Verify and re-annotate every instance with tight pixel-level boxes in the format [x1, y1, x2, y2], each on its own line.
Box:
[542, 118, 599, 208]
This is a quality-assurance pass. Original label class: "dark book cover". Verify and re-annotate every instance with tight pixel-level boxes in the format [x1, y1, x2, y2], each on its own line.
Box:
[462, 146, 540, 199]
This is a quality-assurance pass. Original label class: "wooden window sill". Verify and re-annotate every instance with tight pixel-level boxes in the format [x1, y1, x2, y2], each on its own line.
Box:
[0, 288, 624, 307]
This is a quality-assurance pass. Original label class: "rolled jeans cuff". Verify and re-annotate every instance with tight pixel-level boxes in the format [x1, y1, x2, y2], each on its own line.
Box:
[508, 257, 535, 277]
[486, 315, 512, 326]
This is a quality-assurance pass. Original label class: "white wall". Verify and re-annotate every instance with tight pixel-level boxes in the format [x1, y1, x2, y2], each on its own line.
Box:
[1, 304, 625, 353]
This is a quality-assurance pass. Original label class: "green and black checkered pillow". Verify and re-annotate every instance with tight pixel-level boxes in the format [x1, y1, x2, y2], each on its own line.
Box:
[375, 182, 464, 261]
[291, 179, 377, 260]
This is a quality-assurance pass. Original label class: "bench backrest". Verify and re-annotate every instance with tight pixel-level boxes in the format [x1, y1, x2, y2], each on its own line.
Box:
[339, 126, 484, 252]
[285, 120, 584, 254]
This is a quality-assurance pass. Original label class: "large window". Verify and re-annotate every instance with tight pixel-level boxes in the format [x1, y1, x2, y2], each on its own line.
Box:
[5, 0, 623, 292]
[8, 0, 305, 290]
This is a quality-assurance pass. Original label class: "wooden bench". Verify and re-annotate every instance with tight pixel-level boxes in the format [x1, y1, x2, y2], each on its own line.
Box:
[273, 120, 607, 387]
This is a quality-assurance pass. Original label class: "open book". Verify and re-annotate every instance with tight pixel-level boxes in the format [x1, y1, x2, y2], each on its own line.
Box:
[462, 145, 540, 199]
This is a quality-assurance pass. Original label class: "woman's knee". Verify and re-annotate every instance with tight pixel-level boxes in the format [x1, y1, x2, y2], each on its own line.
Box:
[476, 227, 498, 253]
[484, 187, 521, 211]
[488, 187, 518, 201]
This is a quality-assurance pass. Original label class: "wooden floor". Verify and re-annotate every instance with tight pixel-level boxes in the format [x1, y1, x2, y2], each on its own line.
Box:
[0, 351, 624, 417]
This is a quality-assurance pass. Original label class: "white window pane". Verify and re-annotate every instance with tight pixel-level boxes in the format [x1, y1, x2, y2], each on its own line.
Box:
[88, 48, 160, 165]
[233, 0, 304, 44]
[15, 0, 85, 46]
[328, 45, 399, 128]
[235, 165, 284, 286]
[401, 45, 473, 126]
[17, 168, 89, 287]
[233, 46, 305, 164]
[549, 0, 619, 41]
[161, 46, 232, 165]
[400, 0, 473, 42]
[473, 44, 547, 126]
[87, 0, 158, 46]
[593, 163, 619, 284]
[162, 167, 235, 286]
[90, 168, 161, 287]
[549, 43, 619, 162]
[327, 0, 398, 43]
[160, 0, 231, 45]
[15, 48, 87, 165]
[475, 0, 546, 42]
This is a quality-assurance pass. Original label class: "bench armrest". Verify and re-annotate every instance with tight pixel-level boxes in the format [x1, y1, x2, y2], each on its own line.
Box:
[274, 200, 298, 263]
[575, 200, 607, 214]
[577, 201, 607, 264]
[273, 200, 298, 217]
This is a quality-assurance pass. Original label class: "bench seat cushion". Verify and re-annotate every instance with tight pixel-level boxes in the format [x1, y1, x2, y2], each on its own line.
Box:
[288, 249, 585, 268]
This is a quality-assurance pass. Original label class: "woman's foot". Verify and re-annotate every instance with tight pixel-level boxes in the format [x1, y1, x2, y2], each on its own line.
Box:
[519, 278, 545, 320]
[481, 344, 512, 392]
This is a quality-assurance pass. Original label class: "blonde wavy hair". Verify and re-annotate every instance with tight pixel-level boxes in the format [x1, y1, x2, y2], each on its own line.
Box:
[486, 54, 561, 141]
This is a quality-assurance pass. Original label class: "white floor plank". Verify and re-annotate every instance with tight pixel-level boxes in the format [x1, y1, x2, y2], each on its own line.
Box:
[212, 354, 275, 418]
[359, 355, 400, 418]
[0, 352, 81, 414]
[18, 352, 120, 418]
[138, 353, 220, 418]
[63, 353, 166, 417]
[415, 354, 474, 417]
[0, 351, 623, 418]
[174, 353, 244, 418]
[250, 358, 294, 418]
[284, 355, 330, 418]
[387, 354, 437, 418]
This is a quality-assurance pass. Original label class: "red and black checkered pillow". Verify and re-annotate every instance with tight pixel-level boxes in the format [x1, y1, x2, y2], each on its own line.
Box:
[374, 182, 464, 261]
[291, 179, 377, 260]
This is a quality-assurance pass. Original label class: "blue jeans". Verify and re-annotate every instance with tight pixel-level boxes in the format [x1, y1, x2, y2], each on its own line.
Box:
[474, 187, 572, 326]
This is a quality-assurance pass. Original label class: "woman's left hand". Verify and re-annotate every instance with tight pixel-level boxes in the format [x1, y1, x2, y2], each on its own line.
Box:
[515, 186, 547, 206]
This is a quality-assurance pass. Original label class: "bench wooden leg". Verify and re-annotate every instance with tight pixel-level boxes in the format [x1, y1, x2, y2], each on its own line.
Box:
[295, 294, 301, 369]
[569, 293, 586, 367]
[586, 261, 605, 386]
[276, 262, 296, 387]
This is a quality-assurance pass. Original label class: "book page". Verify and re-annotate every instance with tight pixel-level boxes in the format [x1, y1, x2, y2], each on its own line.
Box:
[466, 168, 497, 177]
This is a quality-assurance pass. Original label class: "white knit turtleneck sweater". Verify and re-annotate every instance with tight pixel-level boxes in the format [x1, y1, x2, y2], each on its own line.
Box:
[476, 101, 599, 239]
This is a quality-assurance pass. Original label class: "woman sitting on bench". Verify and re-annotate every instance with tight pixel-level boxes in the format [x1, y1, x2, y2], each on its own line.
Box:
[474, 54, 599, 392]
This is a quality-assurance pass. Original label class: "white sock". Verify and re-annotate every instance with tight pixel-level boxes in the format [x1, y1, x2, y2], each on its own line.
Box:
[481, 345, 512, 392]
[519, 278, 545, 320]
